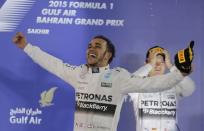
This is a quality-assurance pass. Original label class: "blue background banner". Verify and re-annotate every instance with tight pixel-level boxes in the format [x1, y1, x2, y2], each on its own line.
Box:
[0, 0, 203, 131]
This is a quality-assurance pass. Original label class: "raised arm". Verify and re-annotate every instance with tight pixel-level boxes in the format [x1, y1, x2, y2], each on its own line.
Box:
[12, 32, 78, 87]
[170, 66, 195, 99]
[175, 76, 195, 99]
[121, 43, 194, 94]
[120, 68, 184, 94]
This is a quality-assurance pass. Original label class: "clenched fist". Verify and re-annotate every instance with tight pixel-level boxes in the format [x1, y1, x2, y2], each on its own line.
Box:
[12, 32, 27, 49]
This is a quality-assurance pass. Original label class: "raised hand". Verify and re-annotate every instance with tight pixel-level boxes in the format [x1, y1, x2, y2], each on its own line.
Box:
[163, 50, 173, 69]
[174, 41, 194, 75]
[12, 32, 27, 49]
[148, 50, 161, 67]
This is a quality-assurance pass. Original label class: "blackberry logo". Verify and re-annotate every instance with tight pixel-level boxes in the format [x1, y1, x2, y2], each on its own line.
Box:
[0, 0, 35, 32]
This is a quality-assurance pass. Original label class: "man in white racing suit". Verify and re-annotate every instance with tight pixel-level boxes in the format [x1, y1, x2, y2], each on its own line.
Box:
[129, 46, 195, 131]
[13, 32, 192, 131]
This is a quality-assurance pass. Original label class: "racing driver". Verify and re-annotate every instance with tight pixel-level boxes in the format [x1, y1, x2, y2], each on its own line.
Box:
[129, 46, 195, 131]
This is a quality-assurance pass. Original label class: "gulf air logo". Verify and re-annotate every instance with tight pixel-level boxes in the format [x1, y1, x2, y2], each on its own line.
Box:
[0, 0, 35, 32]
[39, 87, 58, 108]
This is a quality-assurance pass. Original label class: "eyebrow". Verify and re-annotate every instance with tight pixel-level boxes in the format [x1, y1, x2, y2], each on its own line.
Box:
[95, 42, 102, 46]
[88, 42, 102, 47]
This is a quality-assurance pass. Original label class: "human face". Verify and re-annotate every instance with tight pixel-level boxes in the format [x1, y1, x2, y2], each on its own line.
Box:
[149, 55, 166, 76]
[86, 38, 111, 67]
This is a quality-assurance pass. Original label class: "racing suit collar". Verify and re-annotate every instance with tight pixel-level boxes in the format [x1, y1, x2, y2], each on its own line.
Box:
[86, 64, 109, 73]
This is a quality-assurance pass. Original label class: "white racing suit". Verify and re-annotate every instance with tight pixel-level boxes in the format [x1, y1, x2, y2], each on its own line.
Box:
[129, 64, 195, 131]
[24, 44, 184, 131]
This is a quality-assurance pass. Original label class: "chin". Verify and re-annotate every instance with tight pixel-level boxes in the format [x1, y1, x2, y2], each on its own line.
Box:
[154, 72, 162, 76]
[87, 61, 97, 66]
[87, 60, 94, 64]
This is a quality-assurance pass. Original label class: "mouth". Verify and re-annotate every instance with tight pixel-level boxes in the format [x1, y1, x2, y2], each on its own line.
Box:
[89, 53, 96, 57]
[88, 53, 97, 58]
[87, 53, 98, 65]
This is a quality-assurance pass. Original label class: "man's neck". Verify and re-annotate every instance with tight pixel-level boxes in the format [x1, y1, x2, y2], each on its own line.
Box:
[87, 63, 108, 68]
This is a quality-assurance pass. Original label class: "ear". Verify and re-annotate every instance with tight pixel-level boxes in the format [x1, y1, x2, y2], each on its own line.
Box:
[146, 58, 150, 64]
[105, 52, 112, 61]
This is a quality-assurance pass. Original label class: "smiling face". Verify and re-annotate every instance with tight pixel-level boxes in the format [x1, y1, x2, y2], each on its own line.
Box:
[86, 38, 112, 67]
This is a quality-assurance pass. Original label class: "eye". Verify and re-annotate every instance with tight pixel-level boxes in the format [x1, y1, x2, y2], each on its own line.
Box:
[88, 44, 92, 49]
[95, 45, 101, 48]
[94, 42, 102, 49]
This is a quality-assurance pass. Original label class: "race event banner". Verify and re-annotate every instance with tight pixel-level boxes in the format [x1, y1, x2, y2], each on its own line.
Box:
[0, 0, 203, 131]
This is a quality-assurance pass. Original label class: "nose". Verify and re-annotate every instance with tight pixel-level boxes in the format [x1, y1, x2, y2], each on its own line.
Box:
[156, 62, 161, 66]
[155, 63, 162, 70]
[88, 45, 95, 50]
[90, 46, 95, 49]
[88, 47, 95, 52]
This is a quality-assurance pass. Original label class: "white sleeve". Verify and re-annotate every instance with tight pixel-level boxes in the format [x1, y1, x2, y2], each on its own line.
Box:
[120, 67, 184, 94]
[133, 64, 152, 77]
[24, 43, 78, 87]
[175, 77, 195, 99]
[170, 66, 195, 98]
[128, 64, 152, 96]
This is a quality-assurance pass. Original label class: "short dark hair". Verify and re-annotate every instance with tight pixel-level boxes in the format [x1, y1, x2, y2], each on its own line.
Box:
[93, 35, 115, 64]
[146, 46, 165, 63]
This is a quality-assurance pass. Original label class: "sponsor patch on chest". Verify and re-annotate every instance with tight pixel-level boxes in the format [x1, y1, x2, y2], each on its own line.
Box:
[101, 82, 112, 88]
